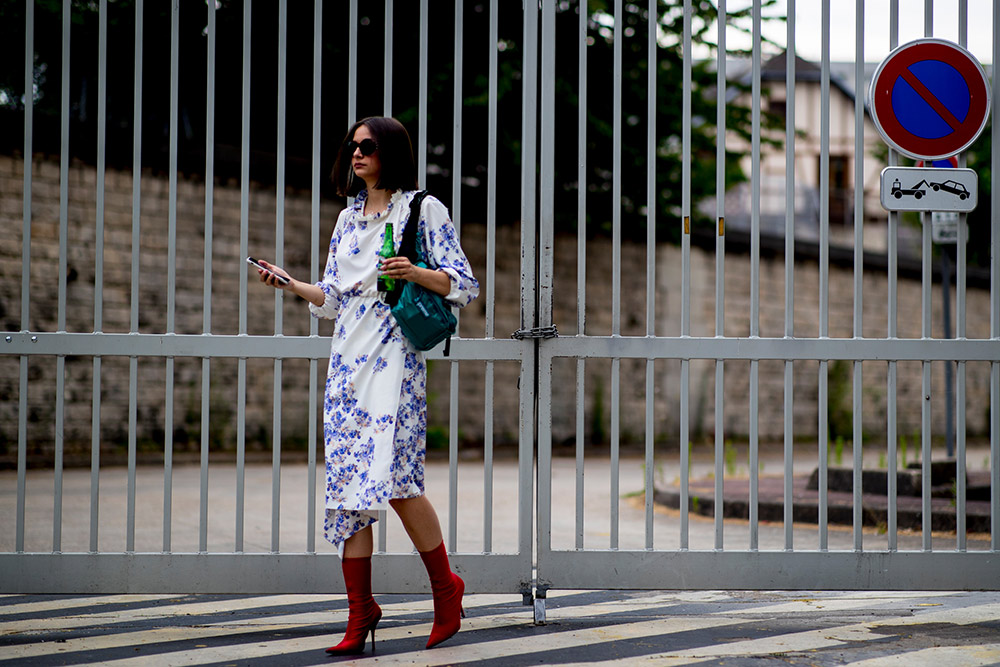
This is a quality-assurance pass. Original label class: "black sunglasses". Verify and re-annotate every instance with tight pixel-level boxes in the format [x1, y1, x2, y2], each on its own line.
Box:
[345, 138, 378, 156]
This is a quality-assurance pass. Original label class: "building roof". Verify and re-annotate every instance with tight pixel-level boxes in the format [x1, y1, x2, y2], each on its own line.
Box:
[726, 50, 869, 112]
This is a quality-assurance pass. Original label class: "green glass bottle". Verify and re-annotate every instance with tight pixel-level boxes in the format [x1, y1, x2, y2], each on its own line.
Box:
[377, 222, 395, 292]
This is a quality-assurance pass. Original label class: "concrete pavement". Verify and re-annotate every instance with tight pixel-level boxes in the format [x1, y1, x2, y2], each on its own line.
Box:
[2, 455, 999, 665]
[3, 589, 1000, 665]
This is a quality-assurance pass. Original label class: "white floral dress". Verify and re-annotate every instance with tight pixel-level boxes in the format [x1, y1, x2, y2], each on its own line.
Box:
[309, 189, 479, 550]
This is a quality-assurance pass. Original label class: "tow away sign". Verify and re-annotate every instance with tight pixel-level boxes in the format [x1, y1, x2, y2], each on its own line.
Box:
[879, 166, 977, 212]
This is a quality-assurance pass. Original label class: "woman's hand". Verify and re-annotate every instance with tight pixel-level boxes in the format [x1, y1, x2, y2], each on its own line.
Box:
[256, 259, 293, 290]
[379, 256, 451, 297]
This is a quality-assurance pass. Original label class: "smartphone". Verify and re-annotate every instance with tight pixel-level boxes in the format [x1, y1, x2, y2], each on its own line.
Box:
[247, 256, 289, 285]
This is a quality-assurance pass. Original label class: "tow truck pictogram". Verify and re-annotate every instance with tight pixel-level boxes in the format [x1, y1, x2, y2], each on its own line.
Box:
[890, 178, 970, 201]
[890, 178, 926, 199]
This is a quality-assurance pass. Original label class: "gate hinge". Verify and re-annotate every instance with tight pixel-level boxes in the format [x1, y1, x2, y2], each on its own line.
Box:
[511, 325, 559, 340]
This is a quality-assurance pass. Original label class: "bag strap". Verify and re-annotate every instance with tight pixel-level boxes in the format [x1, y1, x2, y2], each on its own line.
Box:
[384, 190, 429, 308]
[398, 190, 429, 265]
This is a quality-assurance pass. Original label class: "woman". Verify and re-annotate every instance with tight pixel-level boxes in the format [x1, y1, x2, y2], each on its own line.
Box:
[254, 116, 479, 654]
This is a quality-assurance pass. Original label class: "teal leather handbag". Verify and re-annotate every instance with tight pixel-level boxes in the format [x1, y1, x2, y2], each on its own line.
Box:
[386, 191, 457, 354]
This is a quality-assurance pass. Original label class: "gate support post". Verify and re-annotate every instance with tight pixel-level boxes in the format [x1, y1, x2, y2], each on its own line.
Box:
[533, 584, 548, 625]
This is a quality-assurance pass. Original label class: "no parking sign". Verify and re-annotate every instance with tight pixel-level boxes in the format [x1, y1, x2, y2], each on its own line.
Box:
[869, 38, 991, 161]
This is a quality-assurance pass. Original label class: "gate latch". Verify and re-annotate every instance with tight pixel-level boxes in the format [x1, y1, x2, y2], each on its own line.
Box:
[511, 325, 559, 340]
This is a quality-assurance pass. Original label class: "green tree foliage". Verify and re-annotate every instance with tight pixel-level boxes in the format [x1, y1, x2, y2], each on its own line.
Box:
[564, 0, 781, 242]
[0, 0, 781, 242]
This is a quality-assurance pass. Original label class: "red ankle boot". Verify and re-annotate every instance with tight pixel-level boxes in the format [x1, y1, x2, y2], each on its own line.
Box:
[325, 556, 382, 655]
[420, 541, 465, 649]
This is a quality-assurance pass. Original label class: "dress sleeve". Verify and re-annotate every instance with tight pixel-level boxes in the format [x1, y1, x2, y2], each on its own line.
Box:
[309, 211, 346, 320]
[419, 196, 480, 307]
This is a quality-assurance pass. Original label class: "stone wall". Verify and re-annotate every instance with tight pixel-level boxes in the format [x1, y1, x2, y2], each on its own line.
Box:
[1, 155, 993, 464]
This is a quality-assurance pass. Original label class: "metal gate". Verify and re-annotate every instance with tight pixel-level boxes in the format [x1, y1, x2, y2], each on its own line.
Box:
[0, 0, 536, 596]
[2, 0, 998, 599]
[533, 0, 999, 604]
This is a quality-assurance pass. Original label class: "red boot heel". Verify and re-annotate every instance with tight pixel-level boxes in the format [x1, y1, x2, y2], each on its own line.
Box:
[325, 607, 381, 656]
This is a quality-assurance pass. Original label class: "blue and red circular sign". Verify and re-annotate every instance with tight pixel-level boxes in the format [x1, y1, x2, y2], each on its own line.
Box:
[869, 38, 991, 161]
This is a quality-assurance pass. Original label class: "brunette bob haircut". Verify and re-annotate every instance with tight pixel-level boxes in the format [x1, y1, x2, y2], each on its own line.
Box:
[331, 116, 419, 198]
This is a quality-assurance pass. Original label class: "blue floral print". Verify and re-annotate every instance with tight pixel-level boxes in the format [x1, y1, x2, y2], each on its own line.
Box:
[309, 189, 479, 550]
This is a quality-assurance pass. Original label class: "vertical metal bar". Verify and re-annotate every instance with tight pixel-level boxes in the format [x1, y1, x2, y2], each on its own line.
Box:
[679, 0, 692, 553]
[271, 0, 288, 554]
[887, 0, 899, 552]
[612, 0, 622, 338]
[384, 0, 392, 116]
[236, 0, 252, 553]
[537, 351, 552, 558]
[611, 361, 621, 549]
[748, 0, 761, 552]
[575, 0, 588, 551]
[783, 0, 795, 552]
[16, 0, 32, 554]
[126, 356, 137, 552]
[714, 0, 727, 552]
[921, 213, 932, 550]
[643, 0, 657, 551]
[485, 0, 496, 341]
[955, 0, 969, 552]
[540, 0, 556, 442]
[200, 0, 216, 555]
[349, 0, 357, 124]
[540, 0, 555, 409]
[443, 0, 463, 555]
[919, 0, 933, 552]
[307, 0, 322, 554]
[419, 0, 428, 187]
[853, 0, 865, 554]
[127, 0, 143, 555]
[448, 0, 465, 224]
[992, 0, 1000, 554]
[128, 0, 147, 553]
[610, 0, 623, 551]
[817, 0, 830, 552]
[19, 0, 33, 341]
[89, 347, 100, 553]
[95, 0, 109, 552]
[446, 365, 459, 552]
[163, 0, 180, 554]
[521, 0, 539, 567]
[17, 355, 27, 553]
[483, 0, 496, 553]
[541, 0, 558, 545]
[376, 0, 396, 555]
[443, 0, 460, 555]
[54, 0, 72, 554]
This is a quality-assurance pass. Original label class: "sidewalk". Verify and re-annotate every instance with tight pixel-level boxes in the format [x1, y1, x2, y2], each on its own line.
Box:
[2, 457, 999, 665]
[3, 589, 1000, 665]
